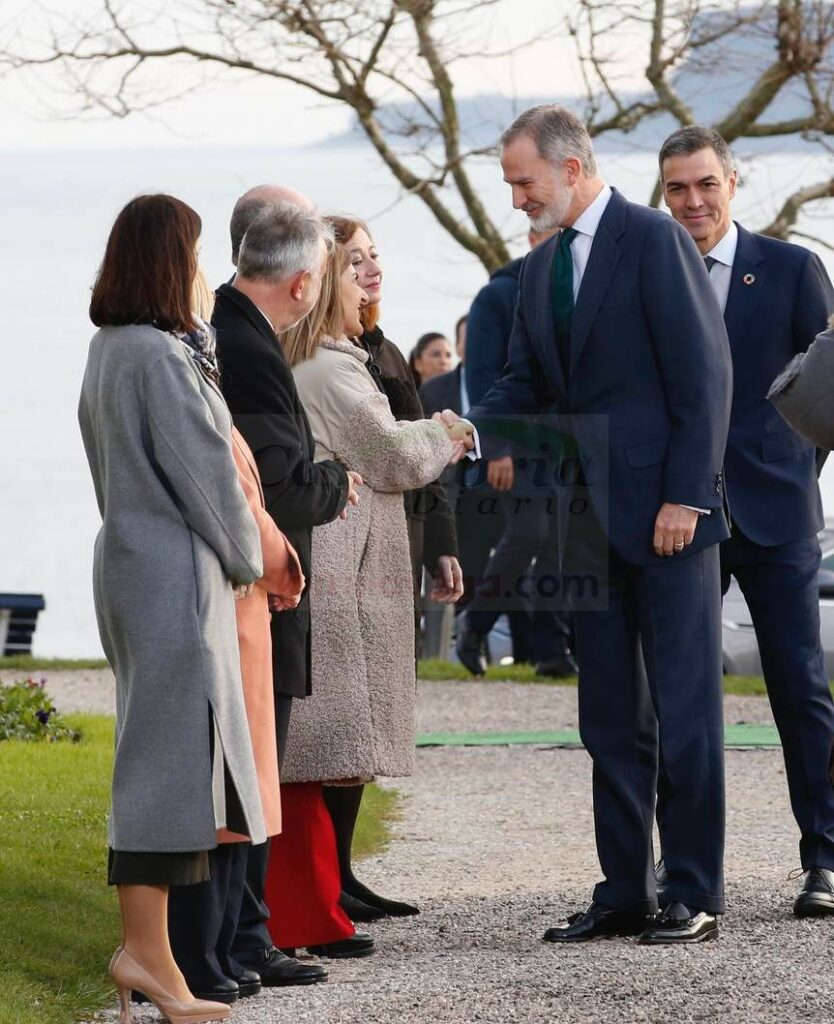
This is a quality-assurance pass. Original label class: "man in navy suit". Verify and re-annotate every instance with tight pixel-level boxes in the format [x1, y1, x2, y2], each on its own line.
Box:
[465, 105, 733, 944]
[660, 125, 834, 917]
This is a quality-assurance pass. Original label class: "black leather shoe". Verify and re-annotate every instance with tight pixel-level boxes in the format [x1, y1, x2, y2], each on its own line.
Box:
[340, 890, 386, 922]
[134, 977, 240, 1004]
[342, 882, 419, 918]
[455, 626, 487, 677]
[307, 931, 375, 958]
[543, 902, 649, 943]
[239, 945, 327, 986]
[638, 902, 718, 944]
[793, 867, 834, 917]
[192, 978, 240, 1003]
[534, 654, 578, 679]
[233, 968, 262, 998]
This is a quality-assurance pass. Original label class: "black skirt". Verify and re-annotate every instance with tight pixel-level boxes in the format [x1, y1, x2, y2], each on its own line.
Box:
[107, 847, 210, 887]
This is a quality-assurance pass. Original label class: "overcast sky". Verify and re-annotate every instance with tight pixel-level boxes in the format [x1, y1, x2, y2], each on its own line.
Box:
[0, 0, 651, 149]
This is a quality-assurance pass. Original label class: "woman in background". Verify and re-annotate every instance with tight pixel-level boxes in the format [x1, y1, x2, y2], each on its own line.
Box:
[325, 215, 463, 923]
[79, 194, 263, 1024]
[408, 331, 453, 388]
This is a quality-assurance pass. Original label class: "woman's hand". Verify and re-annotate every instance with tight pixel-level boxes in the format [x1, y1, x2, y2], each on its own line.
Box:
[339, 470, 363, 520]
[269, 593, 301, 612]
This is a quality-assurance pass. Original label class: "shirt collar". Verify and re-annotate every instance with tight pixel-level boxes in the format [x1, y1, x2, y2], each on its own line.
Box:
[706, 220, 738, 268]
[571, 183, 613, 238]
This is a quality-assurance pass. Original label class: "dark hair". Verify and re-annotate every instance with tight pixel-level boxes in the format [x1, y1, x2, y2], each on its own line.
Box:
[659, 126, 734, 178]
[327, 213, 381, 334]
[90, 194, 201, 332]
[454, 314, 468, 344]
[408, 332, 448, 387]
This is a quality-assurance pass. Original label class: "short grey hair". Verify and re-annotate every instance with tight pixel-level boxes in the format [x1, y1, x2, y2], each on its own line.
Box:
[501, 104, 597, 177]
[659, 126, 735, 179]
[237, 204, 332, 284]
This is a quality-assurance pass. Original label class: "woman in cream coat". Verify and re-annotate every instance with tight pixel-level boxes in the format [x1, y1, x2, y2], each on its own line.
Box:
[264, 239, 465, 955]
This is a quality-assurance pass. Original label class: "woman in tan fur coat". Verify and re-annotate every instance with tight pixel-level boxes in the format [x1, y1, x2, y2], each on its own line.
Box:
[263, 239, 467, 956]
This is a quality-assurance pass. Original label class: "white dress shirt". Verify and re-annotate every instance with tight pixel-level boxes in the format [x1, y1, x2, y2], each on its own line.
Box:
[459, 365, 470, 415]
[567, 184, 613, 300]
[703, 221, 738, 313]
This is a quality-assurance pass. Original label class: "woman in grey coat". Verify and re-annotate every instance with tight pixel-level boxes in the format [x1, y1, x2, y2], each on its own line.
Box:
[78, 194, 263, 1024]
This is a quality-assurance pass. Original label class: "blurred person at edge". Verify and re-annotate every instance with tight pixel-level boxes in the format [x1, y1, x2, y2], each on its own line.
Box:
[267, 240, 469, 957]
[452, 227, 578, 679]
[659, 125, 834, 919]
[79, 193, 264, 1024]
[164, 273, 306, 1007]
[409, 330, 453, 387]
[212, 192, 358, 977]
[326, 213, 465, 924]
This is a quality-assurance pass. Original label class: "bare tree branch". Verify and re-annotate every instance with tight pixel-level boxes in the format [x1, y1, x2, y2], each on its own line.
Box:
[760, 178, 834, 239]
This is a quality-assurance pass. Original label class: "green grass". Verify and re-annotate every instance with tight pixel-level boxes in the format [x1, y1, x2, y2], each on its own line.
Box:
[0, 714, 116, 1024]
[0, 657, 109, 672]
[0, 713, 397, 1024]
[418, 658, 769, 696]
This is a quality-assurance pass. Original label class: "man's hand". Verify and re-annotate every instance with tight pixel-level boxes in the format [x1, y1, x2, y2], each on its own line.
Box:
[487, 455, 514, 492]
[653, 502, 699, 557]
[339, 470, 363, 520]
[432, 410, 475, 450]
[269, 593, 301, 612]
[430, 555, 464, 603]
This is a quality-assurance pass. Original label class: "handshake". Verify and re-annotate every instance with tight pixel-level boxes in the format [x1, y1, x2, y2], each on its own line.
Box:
[431, 409, 477, 464]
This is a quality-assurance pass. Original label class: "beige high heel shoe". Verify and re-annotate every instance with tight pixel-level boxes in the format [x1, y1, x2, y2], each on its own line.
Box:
[108, 948, 232, 1024]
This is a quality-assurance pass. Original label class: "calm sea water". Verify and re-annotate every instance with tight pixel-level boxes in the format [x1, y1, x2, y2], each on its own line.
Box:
[2, 142, 833, 656]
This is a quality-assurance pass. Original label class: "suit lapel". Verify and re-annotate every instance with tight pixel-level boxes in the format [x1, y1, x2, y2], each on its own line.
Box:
[723, 223, 765, 345]
[569, 190, 625, 376]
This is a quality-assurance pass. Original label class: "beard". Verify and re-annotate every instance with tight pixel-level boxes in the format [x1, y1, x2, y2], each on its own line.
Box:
[527, 186, 572, 232]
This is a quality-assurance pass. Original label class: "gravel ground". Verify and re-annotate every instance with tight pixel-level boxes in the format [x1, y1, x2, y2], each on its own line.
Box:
[47, 671, 825, 1024]
[2, 668, 778, 730]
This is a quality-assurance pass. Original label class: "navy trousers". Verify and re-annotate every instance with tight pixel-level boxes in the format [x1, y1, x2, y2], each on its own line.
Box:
[465, 494, 572, 661]
[169, 842, 248, 989]
[232, 693, 294, 960]
[575, 543, 726, 914]
[722, 528, 834, 869]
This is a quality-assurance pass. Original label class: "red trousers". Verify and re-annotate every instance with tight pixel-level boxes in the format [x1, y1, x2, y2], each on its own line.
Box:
[264, 781, 355, 948]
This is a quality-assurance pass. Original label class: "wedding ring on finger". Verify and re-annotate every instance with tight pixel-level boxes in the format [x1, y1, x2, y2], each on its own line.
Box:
[673, 541, 685, 552]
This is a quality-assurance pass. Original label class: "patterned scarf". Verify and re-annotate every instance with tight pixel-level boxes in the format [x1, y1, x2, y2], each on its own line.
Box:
[174, 317, 221, 386]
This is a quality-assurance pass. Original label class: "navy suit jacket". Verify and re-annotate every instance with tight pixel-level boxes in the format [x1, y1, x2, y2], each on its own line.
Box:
[420, 366, 464, 487]
[723, 224, 832, 547]
[419, 365, 463, 418]
[467, 188, 733, 567]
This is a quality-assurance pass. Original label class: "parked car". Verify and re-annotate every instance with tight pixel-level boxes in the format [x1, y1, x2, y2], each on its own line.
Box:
[722, 528, 834, 677]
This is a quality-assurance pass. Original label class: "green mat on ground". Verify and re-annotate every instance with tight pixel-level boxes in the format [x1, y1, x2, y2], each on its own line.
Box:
[416, 723, 780, 749]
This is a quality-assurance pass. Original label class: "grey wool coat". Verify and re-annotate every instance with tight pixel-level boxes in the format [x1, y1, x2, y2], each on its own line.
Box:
[78, 325, 267, 852]
[281, 338, 453, 784]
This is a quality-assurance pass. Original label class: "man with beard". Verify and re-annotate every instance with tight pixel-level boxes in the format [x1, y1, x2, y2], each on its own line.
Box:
[464, 105, 733, 944]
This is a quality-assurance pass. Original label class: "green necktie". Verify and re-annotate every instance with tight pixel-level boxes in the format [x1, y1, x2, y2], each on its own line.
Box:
[551, 227, 577, 377]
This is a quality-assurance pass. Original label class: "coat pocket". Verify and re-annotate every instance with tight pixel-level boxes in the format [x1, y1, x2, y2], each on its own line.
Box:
[761, 430, 806, 462]
[624, 440, 668, 469]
